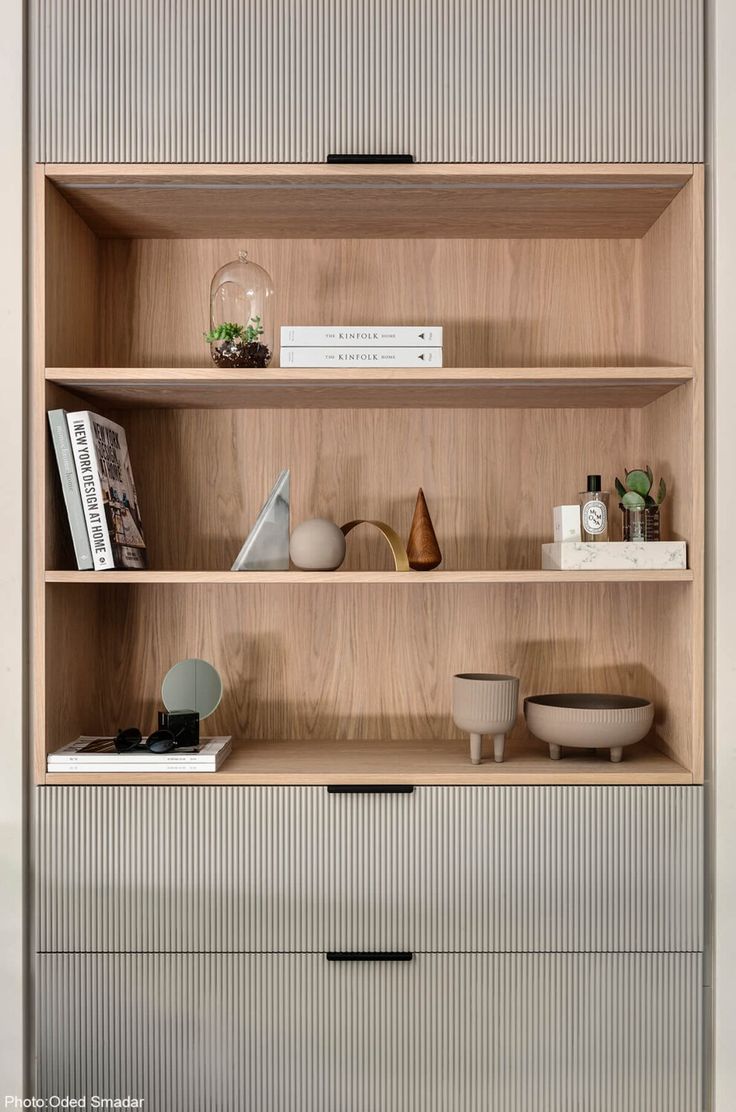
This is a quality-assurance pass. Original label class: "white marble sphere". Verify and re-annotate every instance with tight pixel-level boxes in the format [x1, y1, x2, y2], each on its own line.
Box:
[289, 518, 347, 571]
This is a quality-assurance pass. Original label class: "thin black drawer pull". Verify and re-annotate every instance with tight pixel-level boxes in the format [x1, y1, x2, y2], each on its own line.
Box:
[327, 784, 414, 794]
[327, 153, 414, 164]
[326, 952, 414, 962]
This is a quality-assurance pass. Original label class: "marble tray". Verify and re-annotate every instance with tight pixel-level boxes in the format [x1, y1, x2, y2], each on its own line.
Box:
[541, 541, 687, 571]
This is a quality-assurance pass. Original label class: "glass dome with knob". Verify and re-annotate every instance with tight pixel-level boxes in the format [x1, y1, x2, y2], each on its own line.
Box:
[205, 250, 274, 368]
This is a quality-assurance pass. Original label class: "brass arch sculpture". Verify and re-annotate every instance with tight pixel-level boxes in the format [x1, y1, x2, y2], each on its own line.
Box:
[340, 520, 410, 572]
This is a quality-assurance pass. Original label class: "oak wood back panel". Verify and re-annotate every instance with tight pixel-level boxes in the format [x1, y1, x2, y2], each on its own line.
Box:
[116, 405, 647, 573]
[95, 237, 642, 369]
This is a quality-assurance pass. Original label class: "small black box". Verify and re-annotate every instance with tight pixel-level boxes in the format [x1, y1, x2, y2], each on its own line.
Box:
[158, 709, 200, 749]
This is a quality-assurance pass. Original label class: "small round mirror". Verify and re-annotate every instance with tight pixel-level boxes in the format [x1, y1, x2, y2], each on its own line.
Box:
[161, 658, 223, 721]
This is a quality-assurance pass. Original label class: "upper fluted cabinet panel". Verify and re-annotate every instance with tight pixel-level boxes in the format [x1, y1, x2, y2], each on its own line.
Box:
[33, 0, 703, 164]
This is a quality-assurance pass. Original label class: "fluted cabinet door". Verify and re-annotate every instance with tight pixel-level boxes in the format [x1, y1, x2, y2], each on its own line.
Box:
[32, 0, 703, 163]
[36, 953, 702, 1112]
[36, 785, 703, 953]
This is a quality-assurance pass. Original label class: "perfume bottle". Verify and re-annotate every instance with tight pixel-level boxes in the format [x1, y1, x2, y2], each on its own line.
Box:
[579, 475, 609, 541]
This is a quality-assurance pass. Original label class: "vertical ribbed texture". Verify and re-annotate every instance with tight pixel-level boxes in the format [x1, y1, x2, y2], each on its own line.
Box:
[452, 675, 518, 734]
[32, 0, 703, 163]
[36, 785, 703, 952]
[36, 953, 702, 1111]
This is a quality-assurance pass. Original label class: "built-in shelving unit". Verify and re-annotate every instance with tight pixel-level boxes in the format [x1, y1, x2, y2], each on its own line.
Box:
[33, 163, 704, 786]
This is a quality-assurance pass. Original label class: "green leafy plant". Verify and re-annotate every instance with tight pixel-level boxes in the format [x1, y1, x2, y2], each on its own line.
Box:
[204, 316, 264, 345]
[615, 466, 667, 510]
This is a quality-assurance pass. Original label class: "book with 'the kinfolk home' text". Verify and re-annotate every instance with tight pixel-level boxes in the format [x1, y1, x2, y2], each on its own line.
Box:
[280, 346, 443, 368]
[280, 325, 443, 346]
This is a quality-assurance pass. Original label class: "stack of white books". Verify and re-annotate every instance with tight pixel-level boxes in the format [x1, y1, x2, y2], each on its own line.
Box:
[280, 325, 443, 368]
[47, 736, 232, 773]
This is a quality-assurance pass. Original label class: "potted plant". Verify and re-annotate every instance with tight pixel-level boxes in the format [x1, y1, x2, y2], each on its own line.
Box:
[615, 467, 666, 541]
[204, 317, 272, 369]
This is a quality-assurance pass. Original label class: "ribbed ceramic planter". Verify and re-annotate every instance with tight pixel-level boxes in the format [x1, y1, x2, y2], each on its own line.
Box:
[452, 673, 519, 764]
[524, 694, 654, 763]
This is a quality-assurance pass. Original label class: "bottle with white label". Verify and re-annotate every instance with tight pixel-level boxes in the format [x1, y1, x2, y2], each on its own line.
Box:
[578, 475, 609, 542]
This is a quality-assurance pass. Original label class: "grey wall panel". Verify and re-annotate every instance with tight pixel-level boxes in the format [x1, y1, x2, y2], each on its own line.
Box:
[36, 785, 703, 953]
[36, 953, 703, 1112]
[33, 0, 703, 164]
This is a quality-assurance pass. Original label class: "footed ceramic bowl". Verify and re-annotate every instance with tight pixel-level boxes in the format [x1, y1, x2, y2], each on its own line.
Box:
[524, 693, 654, 763]
[452, 673, 519, 764]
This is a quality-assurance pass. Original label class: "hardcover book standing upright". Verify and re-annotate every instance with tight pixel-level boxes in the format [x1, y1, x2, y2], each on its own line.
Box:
[47, 409, 94, 570]
[67, 411, 147, 570]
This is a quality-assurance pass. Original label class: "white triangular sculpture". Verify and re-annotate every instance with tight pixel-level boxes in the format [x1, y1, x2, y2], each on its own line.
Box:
[231, 469, 290, 571]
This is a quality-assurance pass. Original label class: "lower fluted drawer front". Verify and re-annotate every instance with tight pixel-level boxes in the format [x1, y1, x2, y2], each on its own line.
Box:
[37, 953, 702, 1112]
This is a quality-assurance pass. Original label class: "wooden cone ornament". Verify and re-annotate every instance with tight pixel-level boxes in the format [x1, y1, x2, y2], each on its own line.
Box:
[407, 488, 442, 571]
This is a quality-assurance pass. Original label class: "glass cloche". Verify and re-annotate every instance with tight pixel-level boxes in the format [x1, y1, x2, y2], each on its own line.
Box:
[206, 250, 274, 368]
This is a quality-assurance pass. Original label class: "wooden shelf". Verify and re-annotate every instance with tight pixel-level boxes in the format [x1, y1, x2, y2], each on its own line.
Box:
[46, 366, 693, 409]
[45, 569, 694, 585]
[45, 163, 692, 239]
[42, 736, 693, 786]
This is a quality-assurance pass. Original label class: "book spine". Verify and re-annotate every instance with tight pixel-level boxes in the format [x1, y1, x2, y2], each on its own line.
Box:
[47, 410, 94, 570]
[66, 412, 115, 570]
[49, 750, 230, 770]
[280, 326, 443, 346]
[280, 347, 444, 368]
[47, 760, 222, 769]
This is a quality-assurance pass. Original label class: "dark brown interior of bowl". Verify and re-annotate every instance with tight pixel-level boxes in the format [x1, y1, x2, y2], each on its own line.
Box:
[525, 694, 651, 710]
[455, 673, 517, 682]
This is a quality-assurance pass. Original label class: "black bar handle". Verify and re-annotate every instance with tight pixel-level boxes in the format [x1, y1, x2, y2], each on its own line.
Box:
[327, 153, 414, 164]
[327, 784, 414, 794]
[326, 952, 413, 962]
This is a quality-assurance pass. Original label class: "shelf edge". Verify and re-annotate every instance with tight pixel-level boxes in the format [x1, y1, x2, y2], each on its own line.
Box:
[44, 570, 695, 585]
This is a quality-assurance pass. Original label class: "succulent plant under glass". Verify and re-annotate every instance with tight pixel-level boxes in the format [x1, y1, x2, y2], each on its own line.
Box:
[207, 249, 274, 369]
[615, 467, 667, 541]
[204, 317, 271, 369]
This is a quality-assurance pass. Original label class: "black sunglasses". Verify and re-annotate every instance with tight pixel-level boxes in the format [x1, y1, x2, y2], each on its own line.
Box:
[114, 727, 178, 755]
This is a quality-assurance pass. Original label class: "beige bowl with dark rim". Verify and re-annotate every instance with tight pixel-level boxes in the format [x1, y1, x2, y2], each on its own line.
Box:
[524, 693, 654, 763]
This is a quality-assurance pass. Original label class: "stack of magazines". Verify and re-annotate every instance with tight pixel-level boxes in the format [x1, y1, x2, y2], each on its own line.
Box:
[47, 736, 232, 773]
[279, 325, 443, 367]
